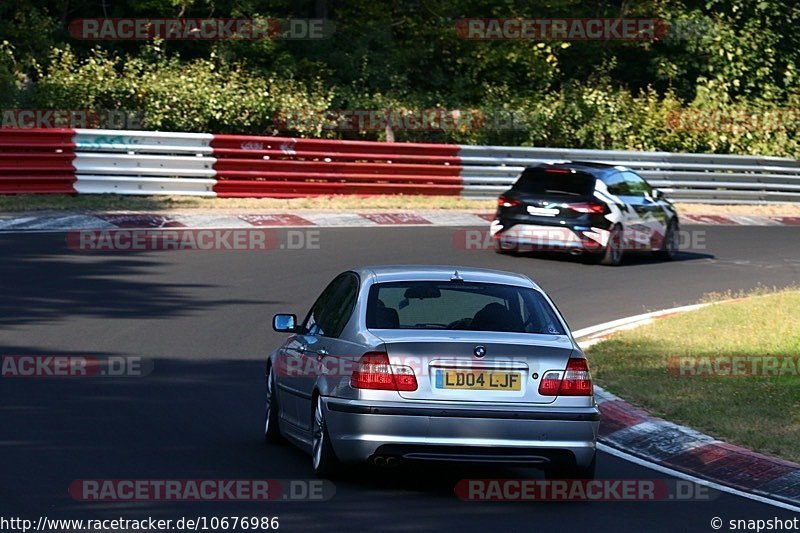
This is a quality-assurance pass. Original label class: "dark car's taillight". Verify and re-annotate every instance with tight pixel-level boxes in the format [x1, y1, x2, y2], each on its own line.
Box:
[498, 196, 521, 208]
[566, 202, 606, 214]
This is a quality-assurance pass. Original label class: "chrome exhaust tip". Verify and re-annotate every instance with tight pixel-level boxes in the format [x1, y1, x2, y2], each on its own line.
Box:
[386, 456, 400, 467]
[373, 456, 387, 466]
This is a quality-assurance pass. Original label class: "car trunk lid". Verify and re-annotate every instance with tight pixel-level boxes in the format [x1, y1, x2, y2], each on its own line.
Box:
[372, 330, 576, 404]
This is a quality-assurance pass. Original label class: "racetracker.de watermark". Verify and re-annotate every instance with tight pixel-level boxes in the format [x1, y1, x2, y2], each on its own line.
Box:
[453, 228, 706, 252]
[67, 229, 320, 252]
[68, 18, 334, 40]
[668, 356, 800, 377]
[68, 479, 334, 501]
[1, 356, 152, 378]
[273, 108, 527, 132]
[455, 18, 666, 40]
[275, 355, 557, 379]
[666, 108, 800, 133]
[455, 479, 718, 501]
[1, 109, 142, 129]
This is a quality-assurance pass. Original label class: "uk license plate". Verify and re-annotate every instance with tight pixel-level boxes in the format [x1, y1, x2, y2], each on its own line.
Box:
[435, 369, 522, 391]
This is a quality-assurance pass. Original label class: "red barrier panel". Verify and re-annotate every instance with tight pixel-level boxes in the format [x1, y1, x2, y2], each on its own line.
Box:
[215, 171, 461, 184]
[211, 148, 461, 165]
[0, 153, 76, 171]
[214, 180, 462, 197]
[212, 135, 460, 156]
[0, 129, 77, 194]
[214, 159, 461, 177]
[211, 135, 462, 198]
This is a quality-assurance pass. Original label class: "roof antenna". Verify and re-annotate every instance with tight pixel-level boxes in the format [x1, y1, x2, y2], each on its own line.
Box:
[451, 270, 464, 282]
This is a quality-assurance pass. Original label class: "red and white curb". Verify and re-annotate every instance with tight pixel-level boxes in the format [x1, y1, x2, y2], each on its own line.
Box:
[682, 214, 800, 226]
[0, 212, 491, 232]
[575, 307, 800, 512]
[1, 212, 799, 233]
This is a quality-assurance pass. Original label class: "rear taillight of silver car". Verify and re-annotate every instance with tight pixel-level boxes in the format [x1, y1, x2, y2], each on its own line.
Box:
[350, 352, 418, 392]
[538, 357, 593, 396]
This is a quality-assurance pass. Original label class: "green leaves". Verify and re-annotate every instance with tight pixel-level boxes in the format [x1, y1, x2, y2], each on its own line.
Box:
[0, 0, 797, 156]
[29, 45, 333, 134]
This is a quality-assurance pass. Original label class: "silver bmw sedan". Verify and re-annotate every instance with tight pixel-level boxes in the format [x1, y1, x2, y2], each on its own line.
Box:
[265, 265, 599, 478]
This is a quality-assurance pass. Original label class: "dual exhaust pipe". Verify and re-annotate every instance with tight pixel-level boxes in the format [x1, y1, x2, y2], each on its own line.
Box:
[372, 455, 402, 467]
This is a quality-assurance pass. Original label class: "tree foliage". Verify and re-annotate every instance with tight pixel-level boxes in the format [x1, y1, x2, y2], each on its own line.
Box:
[1, 0, 798, 156]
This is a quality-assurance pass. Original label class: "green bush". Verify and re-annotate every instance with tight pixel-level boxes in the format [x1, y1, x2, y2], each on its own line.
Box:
[0, 41, 21, 107]
[30, 44, 333, 134]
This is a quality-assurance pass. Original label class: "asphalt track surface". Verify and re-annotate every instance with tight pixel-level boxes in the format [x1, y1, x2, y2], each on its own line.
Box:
[1, 225, 799, 532]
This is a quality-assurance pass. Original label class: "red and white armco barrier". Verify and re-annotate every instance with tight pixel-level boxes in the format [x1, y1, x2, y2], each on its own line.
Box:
[2, 128, 800, 203]
[0, 129, 77, 193]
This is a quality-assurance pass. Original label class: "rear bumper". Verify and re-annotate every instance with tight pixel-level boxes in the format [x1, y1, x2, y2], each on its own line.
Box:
[491, 220, 609, 253]
[323, 398, 599, 468]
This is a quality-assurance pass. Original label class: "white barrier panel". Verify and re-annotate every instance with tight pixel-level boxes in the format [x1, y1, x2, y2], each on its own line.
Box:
[72, 130, 217, 196]
[458, 145, 800, 202]
[74, 176, 217, 196]
[74, 153, 216, 177]
[458, 145, 800, 167]
[74, 129, 213, 154]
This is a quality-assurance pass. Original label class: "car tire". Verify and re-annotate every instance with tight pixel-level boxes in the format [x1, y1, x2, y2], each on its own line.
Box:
[311, 395, 340, 478]
[544, 454, 597, 480]
[493, 235, 518, 254]
[263, 365, 283, 444]
[600, 224, 624, 266]
[654, 218, 679, 261]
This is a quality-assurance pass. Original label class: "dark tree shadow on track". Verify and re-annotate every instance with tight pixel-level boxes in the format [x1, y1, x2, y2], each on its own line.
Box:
[0, 233, 272, 326]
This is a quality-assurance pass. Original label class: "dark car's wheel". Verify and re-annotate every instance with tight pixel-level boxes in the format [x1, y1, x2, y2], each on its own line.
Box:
[654, 218, 679, 261]
[544, 454, 597, 480]
[493, 235, 518, 254]
[263, 365, 283, 444]
[311, 396, 340, 477]
[600, 224, 624, 266]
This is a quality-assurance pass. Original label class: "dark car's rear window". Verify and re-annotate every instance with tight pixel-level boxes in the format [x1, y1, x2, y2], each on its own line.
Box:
[513, 168, 595, 196]
[366, 281, 566, 335]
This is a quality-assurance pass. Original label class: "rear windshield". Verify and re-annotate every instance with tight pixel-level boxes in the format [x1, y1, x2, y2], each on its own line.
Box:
[513, 168, 595, 196]
[366, 281, 566, 334]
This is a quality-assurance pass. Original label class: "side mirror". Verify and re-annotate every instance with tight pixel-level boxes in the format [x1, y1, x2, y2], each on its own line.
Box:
[651, 188, 663, 200]
[273, 313, 298, 333]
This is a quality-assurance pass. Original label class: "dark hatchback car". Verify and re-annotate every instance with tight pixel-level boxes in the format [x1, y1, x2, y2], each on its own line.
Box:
[490, 162, 680, 265]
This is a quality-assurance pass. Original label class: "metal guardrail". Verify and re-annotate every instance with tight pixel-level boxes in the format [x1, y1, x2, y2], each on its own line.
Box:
[72, 129, 217, 196]
[2, 128, 799, 203]
[0, 129, 77, 194]
[210, 134, 461, 197]
[458, 145, 800, 203]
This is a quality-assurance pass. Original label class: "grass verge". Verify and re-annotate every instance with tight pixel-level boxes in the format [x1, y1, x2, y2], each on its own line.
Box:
[587, 290, 800, 463]
[1, 194, 800, 216]
[0, 195, 495, 213]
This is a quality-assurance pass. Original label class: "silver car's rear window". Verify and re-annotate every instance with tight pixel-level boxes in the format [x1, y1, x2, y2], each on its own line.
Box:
[366, 281, 566, 334]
